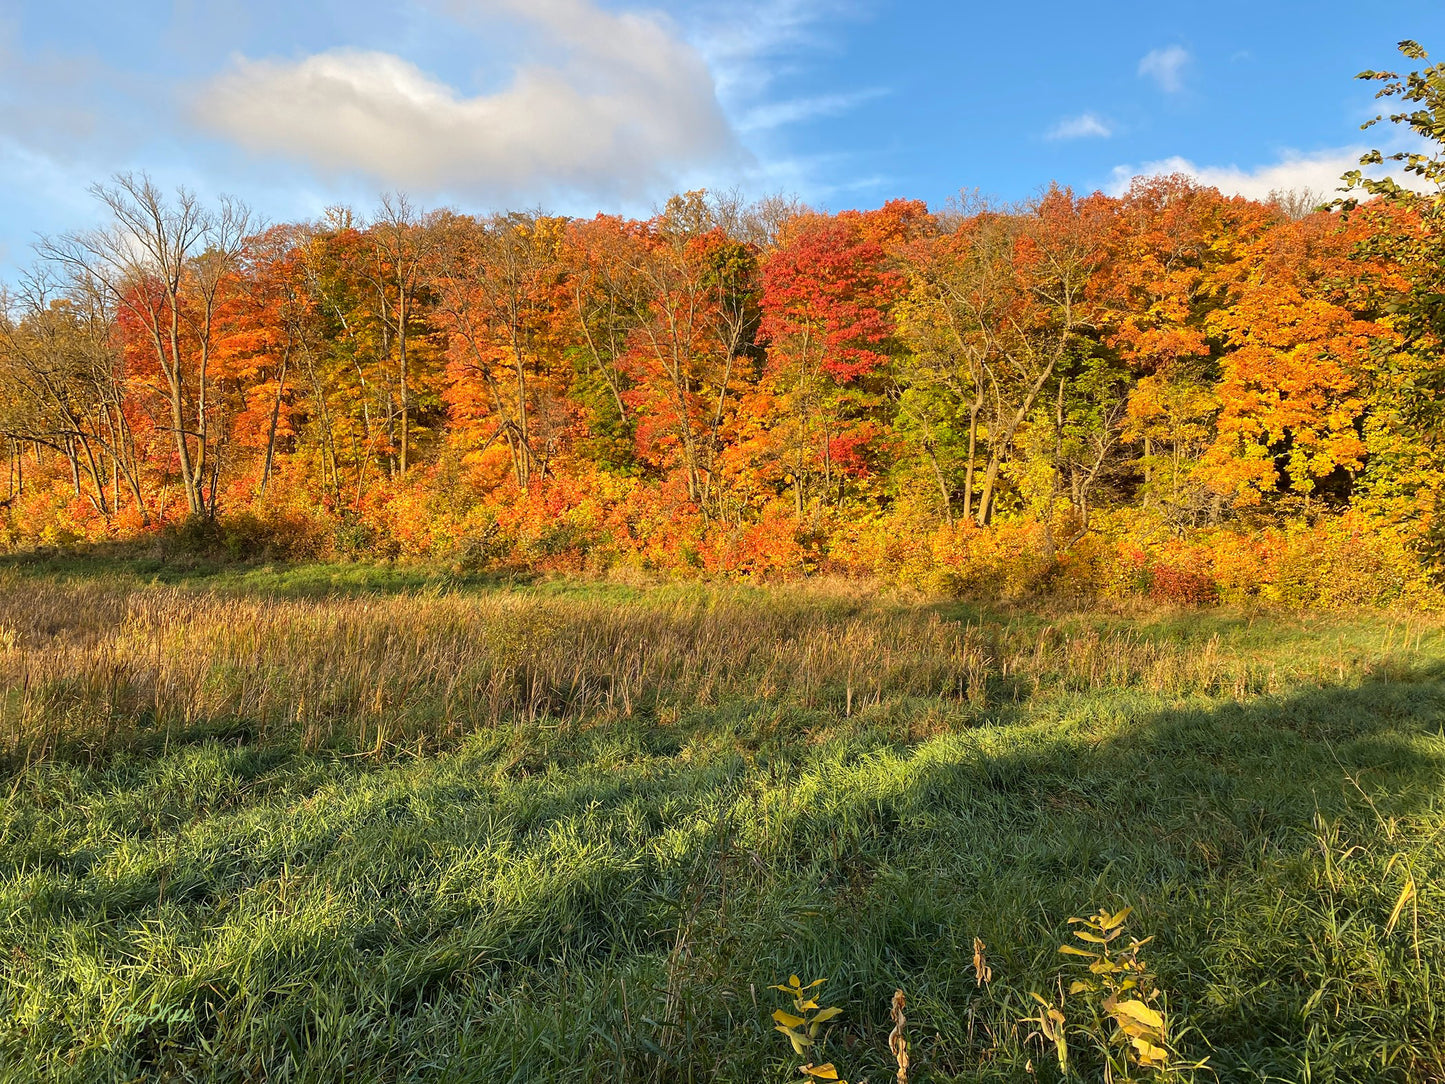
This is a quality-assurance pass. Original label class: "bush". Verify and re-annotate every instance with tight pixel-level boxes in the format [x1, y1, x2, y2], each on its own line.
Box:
[330, 516, 379, 561]
[1148, 562, 1219, 606]
[449, 515, 508, 572]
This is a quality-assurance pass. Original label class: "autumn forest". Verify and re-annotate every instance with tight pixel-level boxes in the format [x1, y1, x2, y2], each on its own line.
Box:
[3, 62, 1445, 607]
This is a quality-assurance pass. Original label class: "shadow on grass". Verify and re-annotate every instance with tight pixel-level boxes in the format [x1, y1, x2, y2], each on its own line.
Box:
[0, 540, 537, 598]
[4, 663, 1444, 1081]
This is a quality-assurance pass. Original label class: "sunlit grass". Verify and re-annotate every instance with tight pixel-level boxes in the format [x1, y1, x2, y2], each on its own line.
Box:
[0, 563, 1442, 1081]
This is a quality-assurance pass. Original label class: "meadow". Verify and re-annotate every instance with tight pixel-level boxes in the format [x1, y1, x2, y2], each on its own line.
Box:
[0, 556, 1443, 1082]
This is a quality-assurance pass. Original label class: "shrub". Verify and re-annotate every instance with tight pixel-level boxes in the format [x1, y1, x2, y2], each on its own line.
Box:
[1148, 562, 1219, 606]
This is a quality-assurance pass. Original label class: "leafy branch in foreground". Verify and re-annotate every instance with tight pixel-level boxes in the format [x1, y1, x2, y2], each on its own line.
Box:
[1027, 906, 1208, 1080]
[771, 975, 848, 1082]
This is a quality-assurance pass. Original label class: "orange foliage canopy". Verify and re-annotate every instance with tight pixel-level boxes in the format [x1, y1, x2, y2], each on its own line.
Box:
[1, 175, 1435, 596]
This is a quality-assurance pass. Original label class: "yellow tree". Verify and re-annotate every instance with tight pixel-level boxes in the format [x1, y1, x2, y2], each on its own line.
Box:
[1201, 213, 1385, 507]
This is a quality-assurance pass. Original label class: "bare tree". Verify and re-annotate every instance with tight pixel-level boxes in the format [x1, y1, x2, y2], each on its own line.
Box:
[37, 173, 251, 517]
[364, 193, 439, 475]
[744, 193, 810, 249]
[0, 268, 146, 516]
[1267, 187, 1327, 220]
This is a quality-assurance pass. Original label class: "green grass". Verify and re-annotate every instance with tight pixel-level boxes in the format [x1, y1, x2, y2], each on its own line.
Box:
[0, 563, 1442, 1081]
[0, 548, 527, 598]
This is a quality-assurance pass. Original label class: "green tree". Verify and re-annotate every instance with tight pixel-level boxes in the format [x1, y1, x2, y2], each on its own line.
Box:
[1342, 39, 1445, 560]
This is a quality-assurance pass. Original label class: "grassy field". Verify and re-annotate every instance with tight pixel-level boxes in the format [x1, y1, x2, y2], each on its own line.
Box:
[0, 556, 1443, 1082]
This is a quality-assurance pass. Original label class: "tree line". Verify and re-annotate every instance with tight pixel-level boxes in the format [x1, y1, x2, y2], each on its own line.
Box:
[2, 42, 1443, 589]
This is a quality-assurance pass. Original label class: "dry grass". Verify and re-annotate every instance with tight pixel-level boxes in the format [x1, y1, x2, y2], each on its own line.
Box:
[2, 574, 1430, 765]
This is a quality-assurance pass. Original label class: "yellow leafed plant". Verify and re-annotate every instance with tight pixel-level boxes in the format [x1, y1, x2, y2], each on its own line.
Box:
[1049, 906, 1208, 1080]
[770, 975, 849, 1082]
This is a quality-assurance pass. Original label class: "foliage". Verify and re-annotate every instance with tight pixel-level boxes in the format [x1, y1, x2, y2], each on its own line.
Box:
[5, 73, 1445, 606]
[770, 975, 847, 1080]
[1341, 39, 1445, 565]
[1055, 907, 1184, 1077]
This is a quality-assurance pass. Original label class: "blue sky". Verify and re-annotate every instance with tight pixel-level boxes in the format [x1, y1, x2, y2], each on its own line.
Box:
[2, 0, 1443, 276]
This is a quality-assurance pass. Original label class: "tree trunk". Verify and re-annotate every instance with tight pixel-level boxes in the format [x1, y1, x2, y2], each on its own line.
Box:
[926, 443, 953, 526]
[398, 289, 410, 475]
[261, 352, 289, 493]
[962, 396, 982, 523]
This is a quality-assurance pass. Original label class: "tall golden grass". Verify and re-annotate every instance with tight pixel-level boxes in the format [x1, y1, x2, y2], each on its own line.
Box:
[0, 574, 1435, 764]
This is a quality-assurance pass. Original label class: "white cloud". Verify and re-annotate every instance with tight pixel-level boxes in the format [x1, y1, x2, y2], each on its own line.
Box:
[683, 1, 882, 205]
[1138, 45, 1189, 94]
[693, 0, 850, 97]
[1046, 112, 1113, 140]
[739, 147, 890, 204]
[737, 88, 885, 132]
[1104, 146, 1425, 201]
[197, 0, 742, 202]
